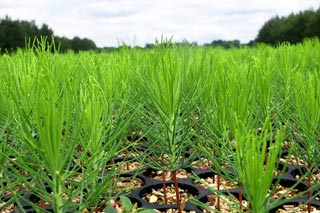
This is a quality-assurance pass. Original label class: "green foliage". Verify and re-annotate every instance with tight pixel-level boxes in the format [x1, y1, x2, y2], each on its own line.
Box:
[105, 196, 155, 213]
[203, 39, 241, 48]
[0, 40, 132, 212]
[131, 42, 199, 172]
[0, 16, 26, 51]
[232, 118, 284, 213]
[256, 7, 320, 45]
[71, 36, 97, 53]
[0, 16, 97, 53]
[0, 38, 319, 212]
[290, 71, 320, 165]
[120, 196, 155, 213]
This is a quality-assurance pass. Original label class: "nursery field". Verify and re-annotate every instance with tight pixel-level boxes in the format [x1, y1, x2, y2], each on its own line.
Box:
[0, 39, 319, 213]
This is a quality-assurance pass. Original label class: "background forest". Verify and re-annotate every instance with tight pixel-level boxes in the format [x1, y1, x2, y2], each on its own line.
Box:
[0, 7, 319, 53]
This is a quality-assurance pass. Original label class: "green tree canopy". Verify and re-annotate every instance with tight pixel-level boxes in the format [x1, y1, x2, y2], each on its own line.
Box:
[256, 7, 320, 45]
[0, 16, 97, 53]
[0, 16, 25, 51]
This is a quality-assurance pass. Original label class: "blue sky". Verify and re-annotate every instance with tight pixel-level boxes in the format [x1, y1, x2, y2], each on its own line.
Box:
[1, 0, 319, 47]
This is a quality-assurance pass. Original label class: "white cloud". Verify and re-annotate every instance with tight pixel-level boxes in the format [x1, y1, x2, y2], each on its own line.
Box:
[0, 0, 319, 47]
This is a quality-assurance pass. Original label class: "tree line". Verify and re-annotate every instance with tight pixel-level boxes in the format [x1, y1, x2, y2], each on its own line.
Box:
[0, 16, 96, 53]
[255, 7, 320, 45]
[1, 7, 319, 53]
[0, 13, 244, 53]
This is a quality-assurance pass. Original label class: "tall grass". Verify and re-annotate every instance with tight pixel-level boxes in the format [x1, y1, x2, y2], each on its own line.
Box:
[0, 38, 319, 212]
[129, 42, 200, 212]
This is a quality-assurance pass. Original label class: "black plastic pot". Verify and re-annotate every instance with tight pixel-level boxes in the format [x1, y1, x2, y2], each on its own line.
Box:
[269, 175, 320, 211]
[12, 192, 78, 213]
[125, 165, 235, 211]
[128, 178, 201, 212]
[103, 156, 146, 175]
[289, 164, 320, 184]
[197, 190, 248, 212]
[269, 198, 320, 213]
[114, 172, 146, 193]
[7, 182, 58, 213]
[190, 169, 238, 193]
[125, 164, 320, 212]
[143, 167, 193, 181]
[3, 158, 319, 213]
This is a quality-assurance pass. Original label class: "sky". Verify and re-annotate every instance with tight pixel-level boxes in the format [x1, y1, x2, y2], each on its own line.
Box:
[0, 0, 319, 47]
